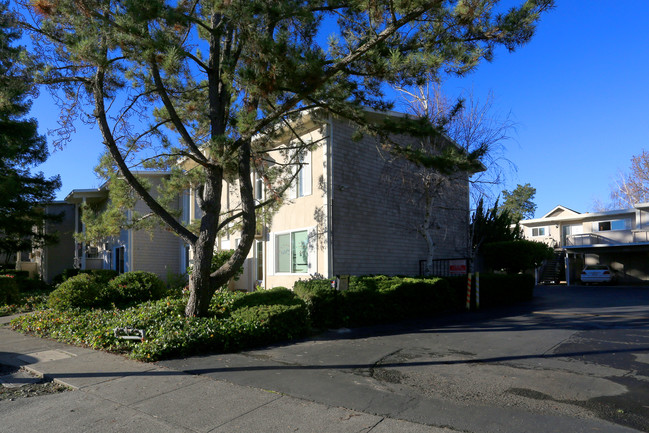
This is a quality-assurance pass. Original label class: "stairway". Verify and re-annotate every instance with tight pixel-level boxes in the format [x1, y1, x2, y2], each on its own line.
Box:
[539, 251, 565, 284]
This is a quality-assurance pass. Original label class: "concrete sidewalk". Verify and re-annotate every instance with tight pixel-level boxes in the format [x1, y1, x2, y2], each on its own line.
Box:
[0, 315, 449, 433]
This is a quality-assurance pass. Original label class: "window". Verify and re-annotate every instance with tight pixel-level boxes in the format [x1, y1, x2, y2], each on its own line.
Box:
[289, 150, 312, 199]
[593, 219, 627, 232]
[115, 246, 125, 274]
[181, 190, 190, 224]
[531, 227, 546, 237]
[255, 174, 264, 201]
[193, 189, 203, 220]
[255, 241, 264, 282]
[275, 230, 309, 273]
[183, 245, 191, 271]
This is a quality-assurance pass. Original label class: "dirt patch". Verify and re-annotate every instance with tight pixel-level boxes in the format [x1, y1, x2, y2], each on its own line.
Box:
[0, 363, 70, 401]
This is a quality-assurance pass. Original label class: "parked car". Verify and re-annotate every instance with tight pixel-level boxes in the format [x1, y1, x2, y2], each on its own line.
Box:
[580, 265, 614, 285]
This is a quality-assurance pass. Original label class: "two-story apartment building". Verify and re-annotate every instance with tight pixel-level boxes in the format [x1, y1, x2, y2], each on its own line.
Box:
[183, 111, 473, 291]
[519, 204, 649, 284]
[28, 112, 473, 289]
[26, 172, 186, 284]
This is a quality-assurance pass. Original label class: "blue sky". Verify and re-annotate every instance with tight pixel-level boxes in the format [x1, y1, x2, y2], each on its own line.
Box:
[30, 1, 649, 217]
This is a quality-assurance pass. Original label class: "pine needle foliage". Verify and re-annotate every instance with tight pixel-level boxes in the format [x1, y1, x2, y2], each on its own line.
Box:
[15, 0, 553, 315]
[0, 1, 61, 265]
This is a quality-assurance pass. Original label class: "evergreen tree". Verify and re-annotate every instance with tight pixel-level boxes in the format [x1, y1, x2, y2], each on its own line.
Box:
[0, 1, 60, 266]
[499, 183, 537, 222]
[471, 197, 522, 254]
[17, 0, 553, 316]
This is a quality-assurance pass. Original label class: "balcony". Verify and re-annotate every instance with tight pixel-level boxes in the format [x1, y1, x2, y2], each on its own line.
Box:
[565, 230, 649, 247]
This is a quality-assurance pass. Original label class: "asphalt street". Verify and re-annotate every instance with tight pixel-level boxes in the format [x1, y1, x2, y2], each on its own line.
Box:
[160, 284, 649, 432]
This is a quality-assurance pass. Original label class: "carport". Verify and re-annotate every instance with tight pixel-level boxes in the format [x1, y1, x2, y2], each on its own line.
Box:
[564, 242, 649, 285]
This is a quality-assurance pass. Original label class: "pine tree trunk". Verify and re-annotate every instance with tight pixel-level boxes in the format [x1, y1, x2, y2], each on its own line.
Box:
[184, 173, 221, 317]
[184, 142, 256, 317]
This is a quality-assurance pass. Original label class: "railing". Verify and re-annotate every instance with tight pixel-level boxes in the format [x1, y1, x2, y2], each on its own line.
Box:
[565, 233, 607, 246]
[633, 230, 649, 243]
[85, 258, 104, 270]
[420, 258, 469, 277]
[565, 230, 649, 246]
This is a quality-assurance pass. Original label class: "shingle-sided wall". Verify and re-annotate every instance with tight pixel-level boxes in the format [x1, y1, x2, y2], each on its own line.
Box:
[130, 178, 184, 282]
[330, 118, 470, 276]
[42, 203, 76, 283]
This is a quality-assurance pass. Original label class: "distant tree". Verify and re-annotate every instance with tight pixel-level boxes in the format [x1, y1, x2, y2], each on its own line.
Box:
[471, 196, 550, 274]
[0, 1, 60, 266]
[18, 0, 554, 316]
[385, 82, 514, 274]
[396, 83, 516, 201]
[610, 150, 649, 208]
[470, 196, 522, 257]
[499, 183, 536, 222]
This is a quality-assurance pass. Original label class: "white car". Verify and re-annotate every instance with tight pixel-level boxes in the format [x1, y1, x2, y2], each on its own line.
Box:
[580, 265, 614, 285]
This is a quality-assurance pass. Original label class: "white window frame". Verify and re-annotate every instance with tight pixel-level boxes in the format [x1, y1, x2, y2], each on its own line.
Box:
[269, 227, 316, 275]
[531, 227, 547, 237]
[289, 149, 312, 199]
[191, 187, 203, 221]
[254, 172, 264, 201]
[592, 219, 628, 232]
[181, 189, 190, 224]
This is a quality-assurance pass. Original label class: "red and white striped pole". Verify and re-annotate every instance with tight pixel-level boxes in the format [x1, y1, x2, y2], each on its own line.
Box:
[475, 272, 480, 309]
[466, 273, 472, 310]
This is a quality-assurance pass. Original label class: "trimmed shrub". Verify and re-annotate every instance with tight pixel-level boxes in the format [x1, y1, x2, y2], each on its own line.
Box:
[1, 270, 29, 280]
[294, 276, 454, 329]
[0, 276, 20, 305]
[48, 274, 102, 310]
[482, 240, 554, 274]
[293, 279, 341, 328]
[104, 271, 167, 307]
[86, 269, 118, 284]
[52, 268, 81, 286]
[229, 288, 310, 346]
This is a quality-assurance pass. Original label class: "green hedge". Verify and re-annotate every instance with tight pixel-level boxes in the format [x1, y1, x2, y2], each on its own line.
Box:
[0, 276, 20, 305]
[0, 270, 29, 280]
[482, 240, 554, 274]
[294, 276, 454, 329]
[295, 274, 535, 329]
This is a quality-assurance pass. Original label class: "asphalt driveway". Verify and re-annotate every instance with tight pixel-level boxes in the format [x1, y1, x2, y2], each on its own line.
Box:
[159, 285, 649, 433]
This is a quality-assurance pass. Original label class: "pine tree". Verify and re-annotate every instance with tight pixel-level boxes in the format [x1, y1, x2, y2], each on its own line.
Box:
[499, 183, 537, 222]
[17, 0, 553, 315]
[0, 1, 60, 266]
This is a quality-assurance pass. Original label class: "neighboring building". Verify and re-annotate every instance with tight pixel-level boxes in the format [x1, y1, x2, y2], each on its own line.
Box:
[12, 202, 76, 281]
[63, 172, 186, 283]
[32, 202, 76, 283]
[26, 172, 185, 283]
[519, 204, 649, 284]
[183, 112, 474, 291]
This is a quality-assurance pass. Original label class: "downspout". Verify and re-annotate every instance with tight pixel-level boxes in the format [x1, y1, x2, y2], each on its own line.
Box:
[81, 197, 87, 270]
[127, 210, 134, 272]
[73, 202, 79, 268]
[326, 117, 334, 279]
